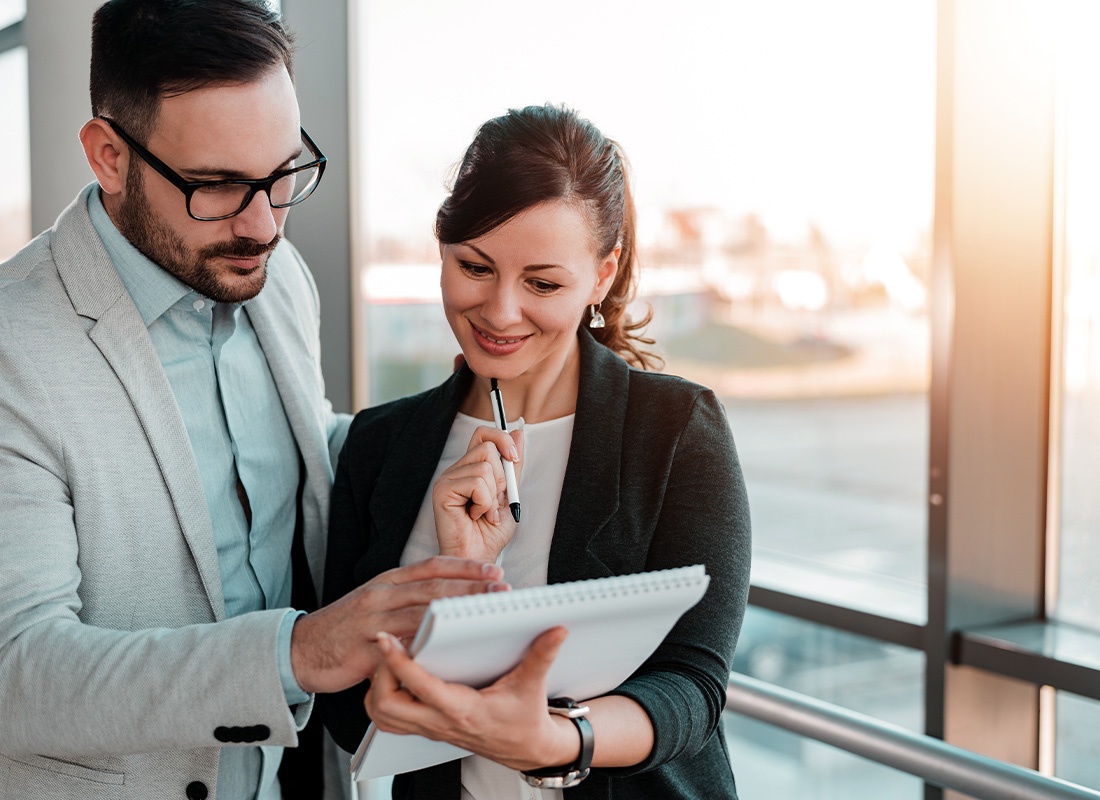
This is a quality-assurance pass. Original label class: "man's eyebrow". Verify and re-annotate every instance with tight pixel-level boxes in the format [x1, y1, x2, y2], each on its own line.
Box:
[181, 146, 304, 180]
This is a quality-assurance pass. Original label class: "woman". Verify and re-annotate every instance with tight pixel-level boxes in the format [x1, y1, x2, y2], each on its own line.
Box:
[318, 104, 751, 799]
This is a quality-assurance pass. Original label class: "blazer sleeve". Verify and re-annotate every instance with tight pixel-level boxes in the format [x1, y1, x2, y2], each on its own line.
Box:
[0, 313, 309, 758]
[602, 387, 751, 777]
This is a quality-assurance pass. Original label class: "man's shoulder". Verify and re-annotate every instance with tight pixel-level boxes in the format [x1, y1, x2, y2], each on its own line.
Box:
[1, 185, 103, 307]
[0, 230, 57, 293]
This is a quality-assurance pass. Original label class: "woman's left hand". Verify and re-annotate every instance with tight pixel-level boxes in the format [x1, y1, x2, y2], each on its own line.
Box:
[432, 426, 524, 563]
[365, 626, 580, 772]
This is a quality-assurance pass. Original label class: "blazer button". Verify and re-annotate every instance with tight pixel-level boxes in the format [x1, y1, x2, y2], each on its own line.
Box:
[185, 781, 209, 800]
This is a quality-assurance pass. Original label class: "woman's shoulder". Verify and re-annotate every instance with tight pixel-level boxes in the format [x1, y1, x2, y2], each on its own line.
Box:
[343, 374, 462, 455]
[626, 364, 720, 408]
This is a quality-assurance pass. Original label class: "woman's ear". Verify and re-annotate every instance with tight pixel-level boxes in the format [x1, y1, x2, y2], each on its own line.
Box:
[79, 118, 129, 196]
[591, 245, 621, 303]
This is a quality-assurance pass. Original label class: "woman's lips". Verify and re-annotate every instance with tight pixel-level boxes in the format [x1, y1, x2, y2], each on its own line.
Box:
[470, 321, 530, 356]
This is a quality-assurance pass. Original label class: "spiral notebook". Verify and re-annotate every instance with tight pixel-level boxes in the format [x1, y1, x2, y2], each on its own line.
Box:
[350, 564, 709, 781]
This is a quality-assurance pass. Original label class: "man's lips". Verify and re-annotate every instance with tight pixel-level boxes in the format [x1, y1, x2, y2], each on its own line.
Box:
[470, 321, 530, 355]
[222, 255, 266, 272]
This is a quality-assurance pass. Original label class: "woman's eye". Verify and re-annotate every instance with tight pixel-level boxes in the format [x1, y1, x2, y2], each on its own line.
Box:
[458, 261, 491, 277]
[529, 280, 561, 294]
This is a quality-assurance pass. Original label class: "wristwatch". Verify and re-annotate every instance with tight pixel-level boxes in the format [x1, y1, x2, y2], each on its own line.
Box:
[521, 697, 594, 789]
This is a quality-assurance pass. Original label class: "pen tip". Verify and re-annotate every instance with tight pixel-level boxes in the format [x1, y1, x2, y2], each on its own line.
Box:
[510, 503, 521, 523]
[491, 377, 499, 391]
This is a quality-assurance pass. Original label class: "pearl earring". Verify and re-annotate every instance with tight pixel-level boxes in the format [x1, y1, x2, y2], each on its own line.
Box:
[588, 303, 606, 329]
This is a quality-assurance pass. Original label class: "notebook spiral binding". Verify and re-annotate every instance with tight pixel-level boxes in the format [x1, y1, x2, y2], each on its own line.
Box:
[429, 565, 705, 619]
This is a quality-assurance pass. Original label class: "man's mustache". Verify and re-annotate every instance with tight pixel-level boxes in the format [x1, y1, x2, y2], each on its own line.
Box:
[199, 235, 281, 260]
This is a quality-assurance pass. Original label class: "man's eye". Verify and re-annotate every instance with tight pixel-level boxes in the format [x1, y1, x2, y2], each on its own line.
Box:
[194, 183, 243, 195]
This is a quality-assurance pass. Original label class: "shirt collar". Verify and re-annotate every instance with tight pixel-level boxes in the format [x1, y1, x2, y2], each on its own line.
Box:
[87, 186, 193, 327]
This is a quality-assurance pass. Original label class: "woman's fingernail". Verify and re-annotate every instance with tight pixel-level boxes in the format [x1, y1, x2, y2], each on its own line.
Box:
[509, 446, 519, 461]
[375, 632, 393, 653]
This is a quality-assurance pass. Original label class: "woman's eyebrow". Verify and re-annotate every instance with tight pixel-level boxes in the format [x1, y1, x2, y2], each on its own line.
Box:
[458, 243, 495, 264]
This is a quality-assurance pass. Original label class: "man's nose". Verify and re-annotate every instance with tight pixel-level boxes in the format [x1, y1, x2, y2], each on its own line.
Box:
[231, 190, 279, 244]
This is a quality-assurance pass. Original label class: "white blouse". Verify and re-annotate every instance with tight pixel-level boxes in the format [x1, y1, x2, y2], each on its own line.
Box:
[399, 411, 576, 800]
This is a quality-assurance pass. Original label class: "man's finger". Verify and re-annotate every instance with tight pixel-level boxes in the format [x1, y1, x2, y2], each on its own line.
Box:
[376, 556, 504, 586]
[365, 576, 510, 614]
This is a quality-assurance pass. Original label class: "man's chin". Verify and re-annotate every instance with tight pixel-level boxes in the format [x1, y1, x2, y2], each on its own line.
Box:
[207, 265, 269, 303]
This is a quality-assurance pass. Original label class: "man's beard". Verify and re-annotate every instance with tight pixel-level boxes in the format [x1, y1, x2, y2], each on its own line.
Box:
[114, 167, 280, 303]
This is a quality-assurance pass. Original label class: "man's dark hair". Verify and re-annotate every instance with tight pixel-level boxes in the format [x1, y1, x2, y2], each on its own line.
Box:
[90, 0, 295, 143]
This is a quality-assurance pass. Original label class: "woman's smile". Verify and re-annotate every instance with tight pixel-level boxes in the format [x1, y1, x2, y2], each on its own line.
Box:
[469, 320, 531, 356]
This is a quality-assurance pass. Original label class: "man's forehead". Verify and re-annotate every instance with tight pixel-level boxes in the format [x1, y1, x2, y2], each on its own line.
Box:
[149, 68, 302, 173]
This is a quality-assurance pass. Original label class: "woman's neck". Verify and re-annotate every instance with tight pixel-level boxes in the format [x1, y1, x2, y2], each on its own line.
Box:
[459, 340, 582, 424]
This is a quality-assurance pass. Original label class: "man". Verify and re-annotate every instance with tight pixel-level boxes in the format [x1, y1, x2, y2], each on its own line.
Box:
[0, 2, 503, 798]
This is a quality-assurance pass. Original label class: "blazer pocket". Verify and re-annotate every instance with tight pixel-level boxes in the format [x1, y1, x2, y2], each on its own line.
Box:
[4, 754, 124, 799]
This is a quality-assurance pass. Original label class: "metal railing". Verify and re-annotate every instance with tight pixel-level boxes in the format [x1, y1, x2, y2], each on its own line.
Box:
[726, 673, 1100, 800]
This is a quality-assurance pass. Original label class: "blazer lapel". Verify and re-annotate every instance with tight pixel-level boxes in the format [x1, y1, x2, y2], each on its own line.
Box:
[53, 187, 226, 620]
[547, 330, 629, 583]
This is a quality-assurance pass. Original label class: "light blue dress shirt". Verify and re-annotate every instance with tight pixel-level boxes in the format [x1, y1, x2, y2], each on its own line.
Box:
[88, 189, 310, 800]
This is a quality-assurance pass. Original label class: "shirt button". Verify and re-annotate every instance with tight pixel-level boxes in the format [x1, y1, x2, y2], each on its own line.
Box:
[193, 298, 205, 311]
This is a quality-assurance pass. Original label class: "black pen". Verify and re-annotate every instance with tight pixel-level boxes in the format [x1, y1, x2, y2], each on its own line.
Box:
[489, 378, 521, 523]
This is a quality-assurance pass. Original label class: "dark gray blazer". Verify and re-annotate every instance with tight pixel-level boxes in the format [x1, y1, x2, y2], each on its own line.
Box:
[319, 329, 751, 799]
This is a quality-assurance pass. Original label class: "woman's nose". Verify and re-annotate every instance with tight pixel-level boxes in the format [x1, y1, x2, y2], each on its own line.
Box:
[481, 283, 524, 329]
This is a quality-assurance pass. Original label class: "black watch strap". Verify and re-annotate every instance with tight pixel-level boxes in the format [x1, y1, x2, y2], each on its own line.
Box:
[521, 697, 594, 789]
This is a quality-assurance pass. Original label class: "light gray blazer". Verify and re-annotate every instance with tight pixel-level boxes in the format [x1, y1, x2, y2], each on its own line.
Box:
[0, 184, 350, 799]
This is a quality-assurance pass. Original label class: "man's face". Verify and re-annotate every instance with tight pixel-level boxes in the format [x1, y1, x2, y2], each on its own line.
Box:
[111, 66, 302, 303]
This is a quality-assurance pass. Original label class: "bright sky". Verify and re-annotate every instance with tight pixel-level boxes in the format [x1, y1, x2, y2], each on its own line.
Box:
[358, 0, 937, 251]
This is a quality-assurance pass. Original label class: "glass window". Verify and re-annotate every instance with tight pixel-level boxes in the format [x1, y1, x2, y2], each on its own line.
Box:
[0, 45, 29, 261]
[0, 0, 24, 31]
[356, 0, 935, 619]
[1055, 691, 1100, 790]
[728, 607, 924, 797]
[1053, 4, 1100, 631]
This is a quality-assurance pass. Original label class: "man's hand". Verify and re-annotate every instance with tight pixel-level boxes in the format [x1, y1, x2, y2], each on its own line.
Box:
[290, 556, 507, 694]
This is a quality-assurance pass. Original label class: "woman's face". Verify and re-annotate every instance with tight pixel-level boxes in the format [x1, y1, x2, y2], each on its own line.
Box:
[440, 199, 618, 383]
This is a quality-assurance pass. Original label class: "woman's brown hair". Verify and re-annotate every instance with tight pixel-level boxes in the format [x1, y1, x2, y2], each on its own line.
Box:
[435, 104, 660, 370]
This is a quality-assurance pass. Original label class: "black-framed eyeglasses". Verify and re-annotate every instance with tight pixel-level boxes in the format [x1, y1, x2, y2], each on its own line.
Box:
[99, 116, 327, 221]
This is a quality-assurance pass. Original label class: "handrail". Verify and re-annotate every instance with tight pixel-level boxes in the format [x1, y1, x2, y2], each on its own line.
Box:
[726, 673, 1100, 800]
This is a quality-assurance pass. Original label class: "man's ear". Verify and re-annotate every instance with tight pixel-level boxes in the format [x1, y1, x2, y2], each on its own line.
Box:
[591, 245, 621, 304]
[79, 118, 129, 196]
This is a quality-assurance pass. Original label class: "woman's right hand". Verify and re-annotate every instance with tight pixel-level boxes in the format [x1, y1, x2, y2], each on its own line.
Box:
[432, 426, 524, 562]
